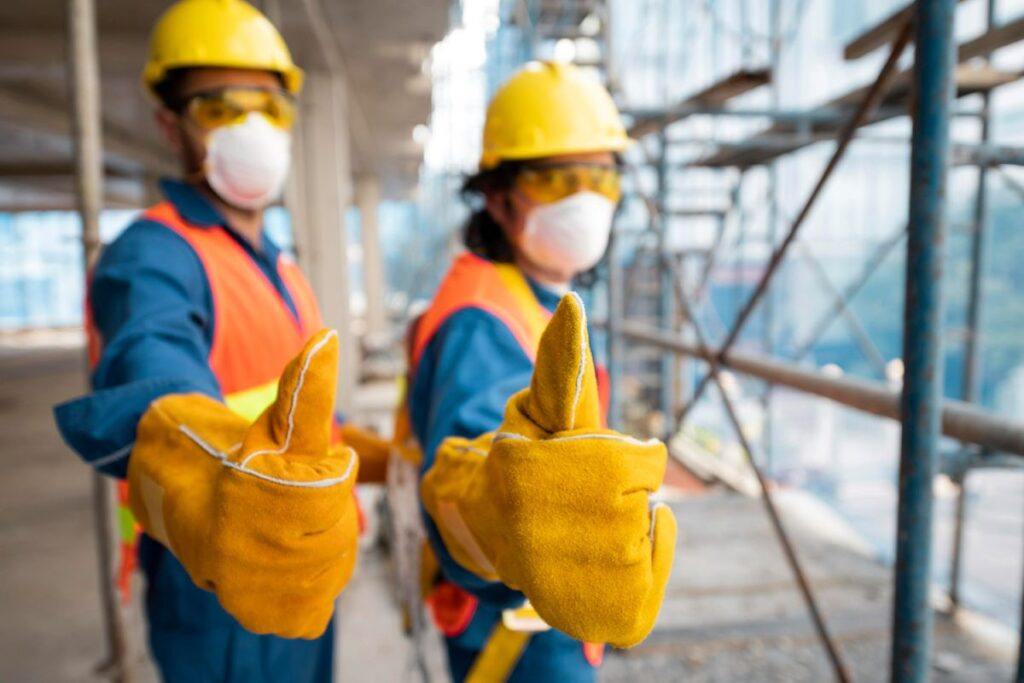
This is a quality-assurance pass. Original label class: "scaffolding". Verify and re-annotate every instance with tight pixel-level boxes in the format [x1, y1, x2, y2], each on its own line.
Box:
[608, 1, 1024, 682]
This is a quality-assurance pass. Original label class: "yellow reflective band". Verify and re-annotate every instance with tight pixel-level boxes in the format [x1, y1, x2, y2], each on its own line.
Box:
[225, 380, 280, 422]
[437, 500, 499, 581]
[466, 623, 532, 683]
[494, 263, 551, 358]
[138, 473, 170, 551]
[501, 602, 552, 633]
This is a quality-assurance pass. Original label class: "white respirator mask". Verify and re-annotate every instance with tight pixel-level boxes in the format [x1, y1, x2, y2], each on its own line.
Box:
[204, 112, 291, 210]
[520, 191, 615, 275]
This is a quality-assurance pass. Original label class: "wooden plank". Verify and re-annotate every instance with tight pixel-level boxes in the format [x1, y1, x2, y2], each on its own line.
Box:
[694, 65, 1022, 168]
[0, 161, 132, 179]
[959, 14, 1024, 61]
[843, 4, 915, 61]
[629, 69, 770, 137]
[688, 69, 772, 106]
[843, 0, 968, 61]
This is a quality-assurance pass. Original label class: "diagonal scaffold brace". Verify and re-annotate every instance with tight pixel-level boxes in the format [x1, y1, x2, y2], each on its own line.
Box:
[660, 252, 853, 683]
[676, 15, 916, 426]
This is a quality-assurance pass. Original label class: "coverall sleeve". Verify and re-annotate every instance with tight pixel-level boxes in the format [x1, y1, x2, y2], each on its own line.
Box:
[53, 220, 222, 479]
[410, 307, 535, 604]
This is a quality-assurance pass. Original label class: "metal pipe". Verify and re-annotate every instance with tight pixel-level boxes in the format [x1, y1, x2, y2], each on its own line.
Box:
[764, 0, 782, 475]
[962, 0, 995, 412]
[607, 221, 624, 431]
[891, 1, 956, 679]
[67, 0, 129, 680]
[948, 469, 969, 609]
[677, 18, 915, 425]
[950, 0, 996, 616]
[627, 104, 937, 127]
[616, 321, 1024, 457]
[661, 256, 851, 683]
[656, 133, 674, 439]
[1018, 498, 1024, 683]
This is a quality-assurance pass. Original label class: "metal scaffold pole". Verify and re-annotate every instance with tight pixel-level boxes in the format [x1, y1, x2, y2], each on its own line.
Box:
[891, 0, 956, 680]
[950, 0, 996, 614]
[66, 0, 130, 680]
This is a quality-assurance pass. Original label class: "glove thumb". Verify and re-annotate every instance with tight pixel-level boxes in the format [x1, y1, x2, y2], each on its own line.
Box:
[248, 329, 338, 456]
[517, 292, 602, 434]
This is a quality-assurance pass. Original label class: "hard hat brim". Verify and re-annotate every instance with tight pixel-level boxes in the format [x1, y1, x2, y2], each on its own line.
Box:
[480, 136, 634, 170]
[143, 62, 304, 101]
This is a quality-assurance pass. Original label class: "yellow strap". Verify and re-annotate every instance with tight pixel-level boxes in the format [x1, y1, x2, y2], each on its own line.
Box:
[224, 379, 279, 422]
[493, 263, 552, 358]
[501, 602, 551, 633]
[466, 623, 532, 683]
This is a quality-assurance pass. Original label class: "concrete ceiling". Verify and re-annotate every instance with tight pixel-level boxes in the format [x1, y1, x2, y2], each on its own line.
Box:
[0, 0, 450, 210]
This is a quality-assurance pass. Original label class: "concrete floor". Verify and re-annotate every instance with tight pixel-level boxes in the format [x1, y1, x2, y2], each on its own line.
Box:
[0, 344, 1016, 682]
[0, 346, 111, 682]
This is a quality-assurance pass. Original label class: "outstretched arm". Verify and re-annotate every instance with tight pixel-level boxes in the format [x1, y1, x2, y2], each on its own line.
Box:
[54, 221, 220, 478]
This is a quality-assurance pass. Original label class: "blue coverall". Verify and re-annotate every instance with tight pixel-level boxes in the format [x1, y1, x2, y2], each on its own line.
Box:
[54, 180, 334, 683]
[409, 273, 599, 683]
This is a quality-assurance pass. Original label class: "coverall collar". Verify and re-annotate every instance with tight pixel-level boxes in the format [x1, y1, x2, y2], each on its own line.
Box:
[524, 275, 563, 313]
[159, 178, 282, 260]
[159, 178, 225, 228]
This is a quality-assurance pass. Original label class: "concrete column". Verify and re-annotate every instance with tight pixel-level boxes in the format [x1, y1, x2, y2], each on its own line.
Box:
[284, 116, 312, 272]
[295, 71, 358, 414]
[356, 175, 387, 340]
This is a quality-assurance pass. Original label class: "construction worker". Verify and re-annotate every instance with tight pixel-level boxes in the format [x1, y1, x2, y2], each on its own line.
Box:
[52, 1, 379, 680]
[409, 61, 677, 682]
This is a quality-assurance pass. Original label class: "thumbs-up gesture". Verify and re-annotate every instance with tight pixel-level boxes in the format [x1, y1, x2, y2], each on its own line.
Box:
[422, 294, 677, 648]
[129, 330, 359, 639]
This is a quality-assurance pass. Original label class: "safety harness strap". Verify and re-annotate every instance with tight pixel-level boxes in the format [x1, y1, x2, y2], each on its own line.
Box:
[465, 623, 532, 683]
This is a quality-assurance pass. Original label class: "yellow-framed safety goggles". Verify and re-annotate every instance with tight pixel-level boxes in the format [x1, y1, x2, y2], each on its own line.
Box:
[181, 87, 297, 131]
[514, 163, 622, 204]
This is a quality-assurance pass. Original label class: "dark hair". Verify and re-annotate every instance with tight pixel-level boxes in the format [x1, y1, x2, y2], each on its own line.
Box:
[153, 68, 195, 110]
[460, 161, 525, 263]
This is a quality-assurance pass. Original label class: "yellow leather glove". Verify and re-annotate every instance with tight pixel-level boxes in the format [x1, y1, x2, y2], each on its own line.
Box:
[128, 329, 360, 639]
[421, 293, 677, 648]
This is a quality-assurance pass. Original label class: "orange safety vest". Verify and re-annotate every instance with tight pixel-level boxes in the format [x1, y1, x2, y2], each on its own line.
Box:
[408, 252, 606, 669]
[410, 252, 610, 423]
[88, 200, 324, 602]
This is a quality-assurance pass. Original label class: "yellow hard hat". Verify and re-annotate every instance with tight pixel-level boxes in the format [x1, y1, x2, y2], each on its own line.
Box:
[480, 61, 631, 170]
[143, 0, 303, 97]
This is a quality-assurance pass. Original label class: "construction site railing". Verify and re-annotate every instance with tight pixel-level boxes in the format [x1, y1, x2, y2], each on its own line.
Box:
[616, 321, 1024, 458]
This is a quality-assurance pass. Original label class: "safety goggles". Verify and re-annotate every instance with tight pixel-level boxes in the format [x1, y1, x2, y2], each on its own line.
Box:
[179, 87, 297, 131]
[514, 163, 622, 204]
